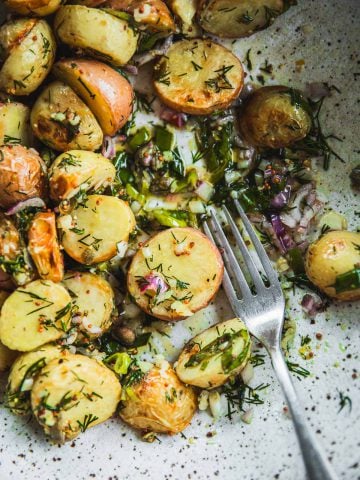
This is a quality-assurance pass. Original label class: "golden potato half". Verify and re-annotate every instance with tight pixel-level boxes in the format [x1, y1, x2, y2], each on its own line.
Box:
[54, 5, 139, 66]
[4, 0, 63, 16]
[0, 145, 46, 209]
[53, 59, 134, 136]
[120, 360, 197, 434]
[154, 39, 244, 115]
[0, 280, 72, 351]
[31, 81, 103, 152]
[0, 18, 56, 95]
[0, 102, 32, 147]
[197, 0, 285, 38]
[58, 194, 135, 265]
[305, 231, 360, 301]
[127, 227, 224, 321]
[31, 354, 121, 442]
[49, 150, 116, 202]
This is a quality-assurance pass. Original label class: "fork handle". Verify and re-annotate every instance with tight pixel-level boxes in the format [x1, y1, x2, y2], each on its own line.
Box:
[270, 348, 338, 480]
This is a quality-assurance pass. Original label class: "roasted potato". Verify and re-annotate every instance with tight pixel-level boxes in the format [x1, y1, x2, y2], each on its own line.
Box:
[28, 212, 64, 283]
[0, 102, 32, 147]
[120, 359, 197, 434]
[0, 341, 18, 373]
[71, 0, 107, 5]
[165, 0, 200, 36]
[0, 18, 56, 96]
[31, 354, 121, 442]
[31, 81, 103, 152]
[154, 39, 244, 115]
[4, 0, 63, 16]
[197, 0, 287, 38]
[52, 59, 134, 136]
[0, 145, 46, 209]
[127, 227, 224, 321]
[63, 271, 115, 337]
[175, 318, 251, 389]
[0, 280, 72, 352]
[5, 344, 67, 414]
[49, 150, 116, 202]
[239, 86, 312, 148]
[58, 195, 136, 265]
[305, 231, 360, 301]
[54, 6, 139, 67]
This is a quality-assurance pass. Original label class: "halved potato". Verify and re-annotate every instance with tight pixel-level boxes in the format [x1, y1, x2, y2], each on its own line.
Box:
[58, 195, 136, 265]
[4, 0, 63, 16]
[197, 0, 286, 38]
[0, 280, 72, 352]
[5, 344, 67, 414]
[31, 81, 103, 152]
[120, 359, 197, 434]
[49, 150, 116, 202]
[63, 271, 115, 337]
[31, 354, 121, 442]
[175, 318, 251, 389]
[0, 18, 56, 96]
[0, 341, 18, 373]
[127, 227, 224, 321]
[54, 5, 139, 67]
[154, 39, 244, 115]
[0, 102, 32, 147]
[52, 59, 134, 136]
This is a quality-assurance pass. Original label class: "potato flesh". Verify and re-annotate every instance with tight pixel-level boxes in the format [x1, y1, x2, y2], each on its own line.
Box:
[154, 39, 244, 115]
[166, 0, 200, 36]
[0, 102, 32, 147]
[54, 6, 139, 67]
[0, 280, 72, 351]
[127, 227, 224, 320]
[5, 0, 63, 16]
[175, 318, 251, 389]
[31, 354, 121, 442]
[59, 195, 136, 265]
[49, 150, 116, 201]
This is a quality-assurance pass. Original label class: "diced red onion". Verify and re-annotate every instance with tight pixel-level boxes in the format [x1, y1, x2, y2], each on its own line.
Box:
[123, 64, 138, 75]
[101, 135, 116, 159]
[269, 214, 296, 253]
[160, 107, 187, 128]
[270, 183, 292, 209]
[138, 272, 168, 297]
[304, 82, 331, 102]
[5, 197, 46, 216]
[301, 293, 325, 317]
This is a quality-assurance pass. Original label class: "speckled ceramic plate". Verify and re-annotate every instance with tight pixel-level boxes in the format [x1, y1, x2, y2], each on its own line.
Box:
[0, 1, 359, 479]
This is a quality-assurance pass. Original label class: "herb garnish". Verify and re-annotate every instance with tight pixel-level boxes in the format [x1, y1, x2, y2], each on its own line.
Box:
[77, 413, 99, 432]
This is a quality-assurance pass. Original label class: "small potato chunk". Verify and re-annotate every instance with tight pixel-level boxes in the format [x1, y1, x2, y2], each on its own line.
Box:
[52, 59, 134, 136]
[4, 0, 63, 16]
[0, 280, 72, 351]
[197, 0, 286, 38]
[175, 318, 251, 389]
[5, 344, 67, 414]
[59, 195, 136, 265]
[305, 231, 360, 301]
[28, 212, 64, 283]
[239, 86, 312, 148]
[49, 150, 116, 202]
[154, 39, 244, 115]
[120, 360, 196, 434]
[54, 5, 139, 67]
[0, 145, 46, 209]
[0, 18, 56, 96]
[127, 227, 224, 321]
[0, 341, 18, 373]
[63, 271, 115, 337]
[31, 354, 121, 442]
[0, 102, 32, 147]
[166, 0, 200, 36]
[31, 81, 103, 152]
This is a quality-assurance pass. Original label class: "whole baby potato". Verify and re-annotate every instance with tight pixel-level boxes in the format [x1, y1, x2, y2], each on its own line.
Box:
[4, 0, 63, 16]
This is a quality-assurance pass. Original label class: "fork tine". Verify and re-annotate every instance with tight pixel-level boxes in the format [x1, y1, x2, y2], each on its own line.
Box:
[234, 200, 280, 285]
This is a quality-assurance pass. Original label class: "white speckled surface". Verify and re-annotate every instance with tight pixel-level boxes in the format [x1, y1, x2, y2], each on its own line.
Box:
[0, 1, 359, 479]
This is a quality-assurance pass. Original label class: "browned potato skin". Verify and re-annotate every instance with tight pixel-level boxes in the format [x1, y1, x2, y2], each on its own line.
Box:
[4, 0, 63, 16]
[0, 145, 46, 209]
[239, 86, 312, 148]
[52, 59, 134, 136]
[70, 0, 107, 5]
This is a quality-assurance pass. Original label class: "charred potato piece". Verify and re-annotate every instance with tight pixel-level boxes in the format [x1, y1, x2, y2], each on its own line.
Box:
[0, 18, 56, 95]
[4, 0, 63, 16]
[127, 227, 224, 321]
[49, 150, 116, 202]
[154, 39, 244, 115]
[54, 5, 139, 67]
[120, 360, 197, 434]
[305, 231, 360, 301]
[28, 212, 64, 283]
[52, 59, 134, 136]
[0, 102, 32, 147]
[31, 81, 103, 152]
[31, 354, 121, 442]
[239, 86, 312, 148]
[0, 145, 46, 209]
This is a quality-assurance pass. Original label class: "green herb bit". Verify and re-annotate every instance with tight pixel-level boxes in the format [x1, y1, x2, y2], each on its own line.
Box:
[77, 413, 99, 433]
[4, 135, 21, 145]
[237, 10, 258, 24]
[286, 360, 310, 379]
[191, 61, 203, 71]
[338, 391, 352, 413]
[245, 49, 252, 70]
[333, 268, 360, 294]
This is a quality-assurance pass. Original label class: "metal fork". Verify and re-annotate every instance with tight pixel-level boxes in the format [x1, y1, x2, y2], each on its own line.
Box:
[204, 200, 338, 480]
